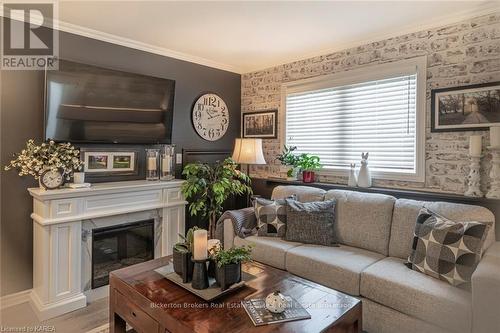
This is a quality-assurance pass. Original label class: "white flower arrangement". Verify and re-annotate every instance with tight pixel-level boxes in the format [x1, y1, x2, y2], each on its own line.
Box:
[4, 139, 83, 180]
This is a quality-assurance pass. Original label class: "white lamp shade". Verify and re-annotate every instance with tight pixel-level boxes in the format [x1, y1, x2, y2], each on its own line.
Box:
[232, 138, 266, 165]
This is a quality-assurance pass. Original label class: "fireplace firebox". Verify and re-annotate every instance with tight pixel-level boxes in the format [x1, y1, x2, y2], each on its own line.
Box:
[91, 219, 154, 288]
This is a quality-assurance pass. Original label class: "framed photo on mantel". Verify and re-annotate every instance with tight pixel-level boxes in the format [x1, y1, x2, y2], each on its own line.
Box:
[242, 110, 278, 139]
[431, 82, 500, 132]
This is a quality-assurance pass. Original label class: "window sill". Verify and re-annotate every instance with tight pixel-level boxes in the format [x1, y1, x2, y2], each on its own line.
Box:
[317, 168, 425, 183]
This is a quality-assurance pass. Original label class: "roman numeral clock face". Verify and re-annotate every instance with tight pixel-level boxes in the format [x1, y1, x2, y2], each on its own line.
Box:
[192, 93, 229, 141]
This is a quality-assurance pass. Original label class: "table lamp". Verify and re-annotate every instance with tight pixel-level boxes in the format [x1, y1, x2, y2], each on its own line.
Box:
[231, 138, 266, 177]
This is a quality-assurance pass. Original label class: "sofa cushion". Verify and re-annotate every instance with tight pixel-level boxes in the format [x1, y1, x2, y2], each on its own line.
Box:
[324, 190, 396, 255]
[389, 199, 496, 260]
[285, 244, 384, 295]
[254, 198, 287, 237]
[285, 199, 337, 246]
[360, 257, 472, 333]
[271, 185, 326, 202]
[233, 236, 301, 270]
[406, 208, 489, 287]
[389, 199, 426, 259]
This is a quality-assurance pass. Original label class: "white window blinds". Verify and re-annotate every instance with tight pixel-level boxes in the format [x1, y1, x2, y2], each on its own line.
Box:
[286, 74, 418, 175]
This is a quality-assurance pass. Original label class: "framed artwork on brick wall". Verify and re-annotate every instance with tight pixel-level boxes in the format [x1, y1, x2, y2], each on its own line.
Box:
[242, 110, 278, 138]
[431, 82, 500, 132]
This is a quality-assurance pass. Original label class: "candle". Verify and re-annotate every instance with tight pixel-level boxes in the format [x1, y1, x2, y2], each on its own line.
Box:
[162, 156, 171, 172]
[147, 157, 157, 171]
[491, 126, 500, 148]
[469, 135, 482, 156]
[193, 229, 208, 260]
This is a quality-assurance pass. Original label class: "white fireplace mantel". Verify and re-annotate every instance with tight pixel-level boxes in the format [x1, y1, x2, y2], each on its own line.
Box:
[28, 180, 187, 320]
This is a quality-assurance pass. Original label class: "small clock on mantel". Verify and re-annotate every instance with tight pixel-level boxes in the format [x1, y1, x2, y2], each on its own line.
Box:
[192, 93, 229, 141]
[40, 168, 65, 190]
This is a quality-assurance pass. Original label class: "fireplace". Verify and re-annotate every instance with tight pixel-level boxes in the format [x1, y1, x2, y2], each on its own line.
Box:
[91, 219, 154, 288]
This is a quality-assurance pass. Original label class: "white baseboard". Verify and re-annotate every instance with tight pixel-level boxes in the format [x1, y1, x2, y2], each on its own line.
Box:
[0, 289, 32, 309]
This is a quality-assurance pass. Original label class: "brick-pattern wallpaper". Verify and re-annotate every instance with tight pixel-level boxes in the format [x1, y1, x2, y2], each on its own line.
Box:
[241, 12, 500, 194]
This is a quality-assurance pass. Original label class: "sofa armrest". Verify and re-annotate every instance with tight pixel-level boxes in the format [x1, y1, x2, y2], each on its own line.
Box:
[215, 207, 256, 249]
[472, 241, 500, 333]
[222, 218, 236, 250]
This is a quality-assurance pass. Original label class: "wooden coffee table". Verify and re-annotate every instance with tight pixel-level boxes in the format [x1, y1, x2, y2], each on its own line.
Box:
[109, 256, 361, 333]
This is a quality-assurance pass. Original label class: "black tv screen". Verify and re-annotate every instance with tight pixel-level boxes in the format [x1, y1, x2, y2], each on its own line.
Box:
[44, 60, 175, 144]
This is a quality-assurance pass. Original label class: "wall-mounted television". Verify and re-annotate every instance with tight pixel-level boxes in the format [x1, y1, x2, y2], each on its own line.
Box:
[44, 60, 175, 144]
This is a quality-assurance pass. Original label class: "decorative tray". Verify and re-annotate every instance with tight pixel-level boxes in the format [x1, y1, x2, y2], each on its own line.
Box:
[155, 265, 256, 301]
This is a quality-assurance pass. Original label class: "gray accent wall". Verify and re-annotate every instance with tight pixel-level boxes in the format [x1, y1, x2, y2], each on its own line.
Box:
[0, 27, 241, 296]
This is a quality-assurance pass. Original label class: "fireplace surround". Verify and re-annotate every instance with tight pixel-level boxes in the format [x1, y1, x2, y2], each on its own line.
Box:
[28, 180, 186, 320]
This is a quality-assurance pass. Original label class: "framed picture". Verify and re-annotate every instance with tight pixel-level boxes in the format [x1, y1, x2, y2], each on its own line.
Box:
[431, 82, 500, 132]
[242, 110, 278, 138]
[81, 148, 138, 176]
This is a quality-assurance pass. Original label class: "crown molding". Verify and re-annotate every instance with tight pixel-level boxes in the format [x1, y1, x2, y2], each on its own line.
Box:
[241, 2, 500, 73]
[56, 20, 241, 74]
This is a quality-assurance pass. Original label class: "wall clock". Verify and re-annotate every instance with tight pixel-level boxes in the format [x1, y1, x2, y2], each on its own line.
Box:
[192, 93, 229, 141]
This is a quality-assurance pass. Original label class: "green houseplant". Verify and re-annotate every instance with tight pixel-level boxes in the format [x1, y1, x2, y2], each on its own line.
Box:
[276, 145, 300, 179]
[296, 154, 322, 183]
[173, 226, 199, 282]
[181, 158, 252, 239]
[213, 245, 253, 291]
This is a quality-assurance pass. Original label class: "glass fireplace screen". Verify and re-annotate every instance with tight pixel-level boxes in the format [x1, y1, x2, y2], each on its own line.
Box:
[92, 219, 154, 288]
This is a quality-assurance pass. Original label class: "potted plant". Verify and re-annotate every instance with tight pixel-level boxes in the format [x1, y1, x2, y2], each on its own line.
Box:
[173, 226, 199, 283]
[297, 154, 322, 183]
[214, 245, 253, 291]
[4, 139, 83, 189]
[181, 158, 252, 239]
[276, 145, 300, 180]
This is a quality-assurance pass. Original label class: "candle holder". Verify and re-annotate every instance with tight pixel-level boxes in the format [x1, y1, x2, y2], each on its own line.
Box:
[486, 147, 500, 199]
[465, 155, 483, 197]
[160, 145, 175, 181]
[191, 258, 209, 290]
[146, 149, 159, 181]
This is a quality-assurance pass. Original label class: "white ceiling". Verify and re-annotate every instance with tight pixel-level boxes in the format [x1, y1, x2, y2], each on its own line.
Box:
[57, 1, 499, 73]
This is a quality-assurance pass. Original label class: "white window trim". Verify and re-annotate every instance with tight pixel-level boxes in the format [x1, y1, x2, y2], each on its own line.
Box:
[280, 56, 427, 183]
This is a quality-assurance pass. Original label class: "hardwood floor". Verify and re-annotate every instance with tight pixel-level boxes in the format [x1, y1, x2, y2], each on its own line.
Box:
[0, 297, 109, 333]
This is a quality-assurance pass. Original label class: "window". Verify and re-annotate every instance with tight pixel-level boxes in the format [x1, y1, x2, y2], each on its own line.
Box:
[283, 57, 426, 182]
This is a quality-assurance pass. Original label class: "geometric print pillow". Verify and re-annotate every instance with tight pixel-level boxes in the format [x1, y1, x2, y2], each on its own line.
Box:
[254, 198, 287, 237]
[405, 208, 490, 287]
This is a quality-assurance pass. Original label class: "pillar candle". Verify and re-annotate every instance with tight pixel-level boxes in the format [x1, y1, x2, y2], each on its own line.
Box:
[469, 135, 482, 156]
[147, 157, 157, 171]
[491, 126, 500, 148]
[193, 229, 208, 260]
[162, 156, 171, 172]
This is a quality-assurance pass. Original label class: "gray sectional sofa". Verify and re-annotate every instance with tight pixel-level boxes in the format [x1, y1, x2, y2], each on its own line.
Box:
[219, 185, 500, 333]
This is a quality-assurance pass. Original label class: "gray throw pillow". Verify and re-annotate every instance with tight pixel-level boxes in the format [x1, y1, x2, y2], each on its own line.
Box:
[285, 199, 337, 246]
[254, 198, 287, 237]
[405, 207, 489, 287]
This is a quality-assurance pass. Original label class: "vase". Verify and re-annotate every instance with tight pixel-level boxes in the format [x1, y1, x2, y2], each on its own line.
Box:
[286, 167, 300, 180]
[302, 171, 315, 183]
[215, 262, 241, 291]
[73, 172, 85, 184]
[172, 248, 194, 283]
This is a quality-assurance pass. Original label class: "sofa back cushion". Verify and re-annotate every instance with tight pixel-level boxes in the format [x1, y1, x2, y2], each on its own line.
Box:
[271, 185, 326, 202]
[324, 190, 396, 255]
[389, 199, 496, 260]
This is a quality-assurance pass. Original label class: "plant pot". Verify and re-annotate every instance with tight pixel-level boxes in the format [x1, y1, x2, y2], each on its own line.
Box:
[215, 262, 241, 291]
[172, 248, 194, 283]
[302, 170, 315, 183]
[286, 167, 300, 180]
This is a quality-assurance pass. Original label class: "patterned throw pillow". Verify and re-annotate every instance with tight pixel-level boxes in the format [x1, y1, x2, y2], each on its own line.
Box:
[406, 208, 490, 287]
[285, 199, 337, 246]
[254, 198, 287, 237]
